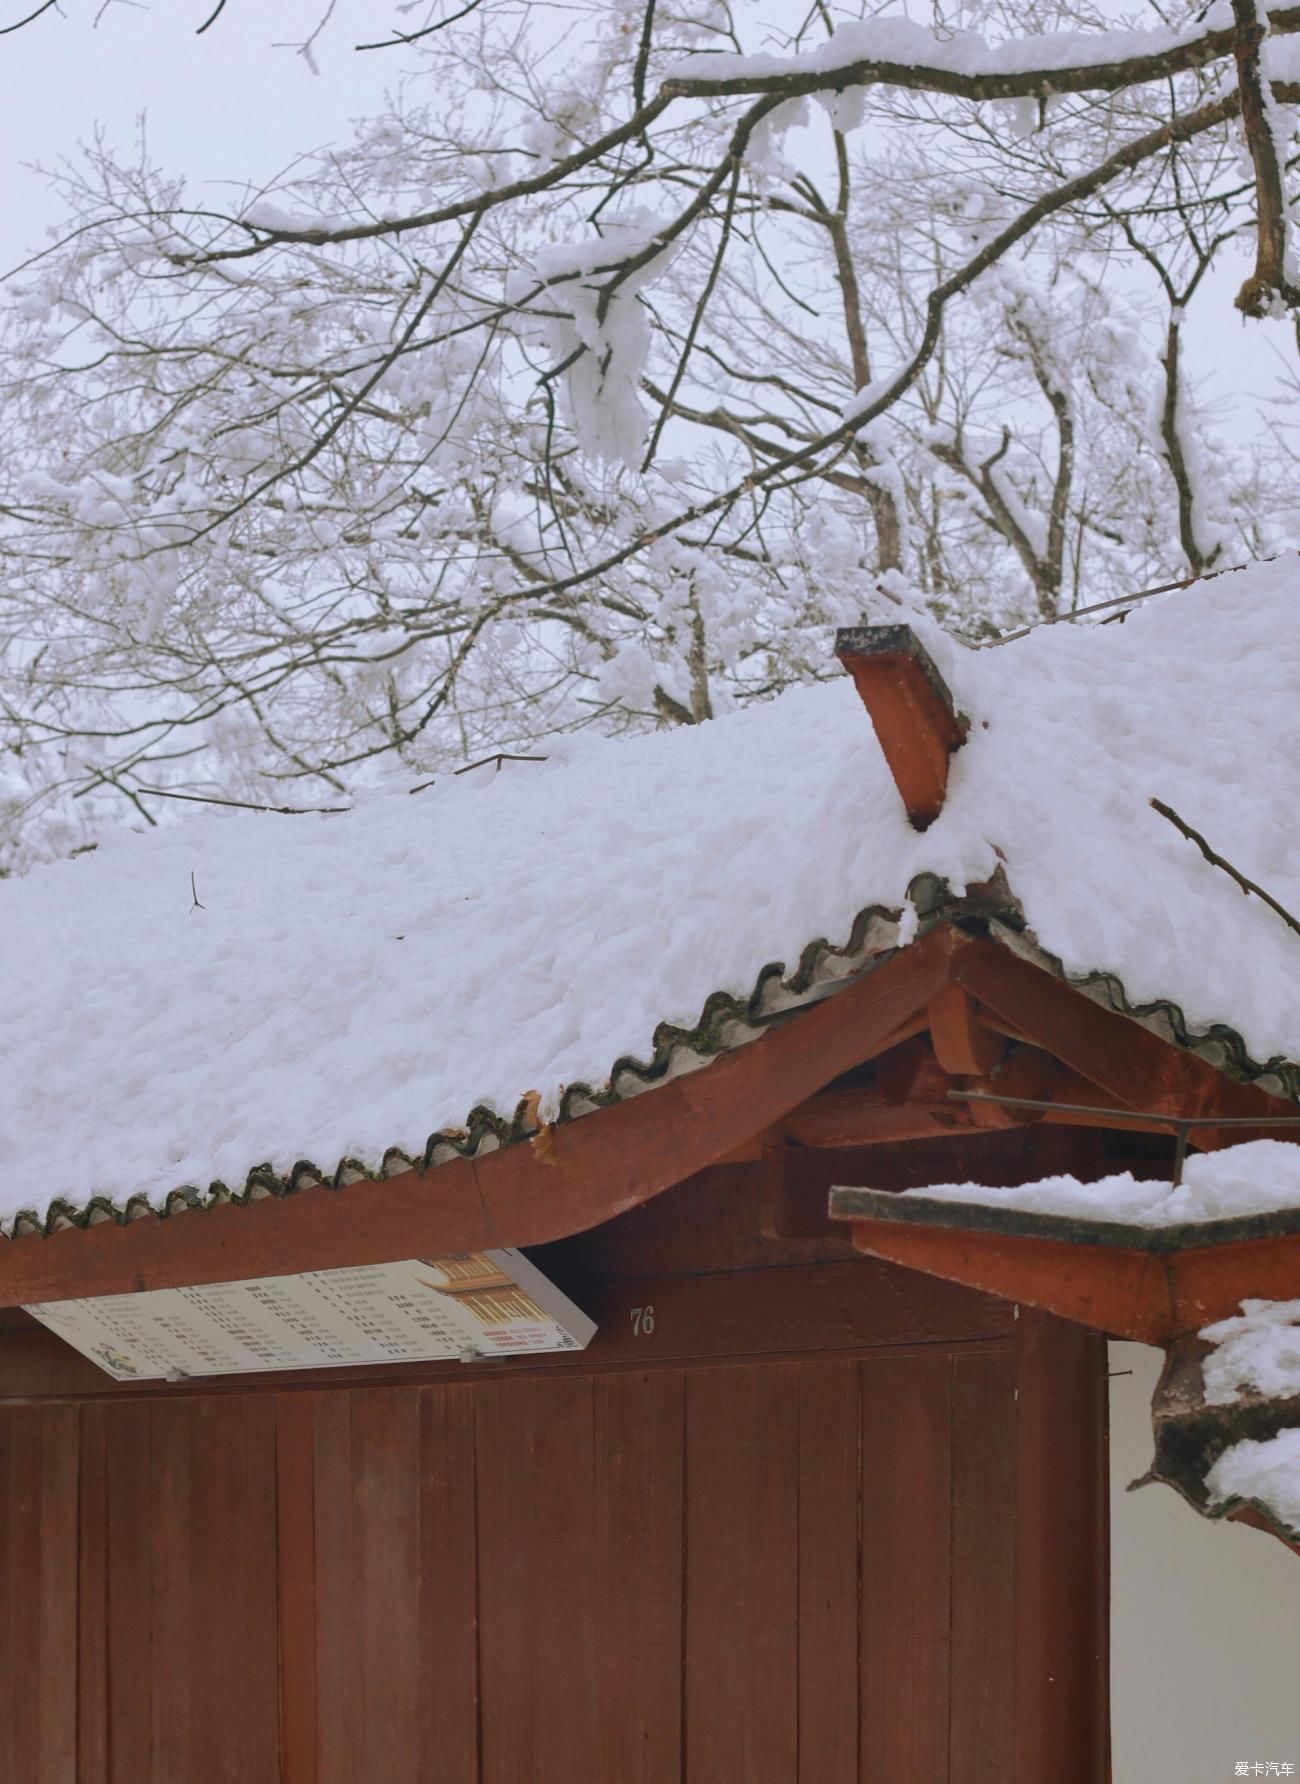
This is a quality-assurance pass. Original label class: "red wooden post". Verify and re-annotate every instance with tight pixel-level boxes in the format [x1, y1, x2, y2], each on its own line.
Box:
[1013, 1310, 1110, 1783]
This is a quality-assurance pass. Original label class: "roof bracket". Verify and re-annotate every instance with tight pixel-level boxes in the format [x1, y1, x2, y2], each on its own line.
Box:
[835, 623, 969, 830]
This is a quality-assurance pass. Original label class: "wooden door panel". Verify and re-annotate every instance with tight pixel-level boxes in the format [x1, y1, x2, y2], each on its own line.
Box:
[949, 1348, 1017, 1780]
[0, 1405, 38, 1782]
[76, 1404, 109, 1784]
[310, 1383, 480, 1784]
[190, 1397, 281, 1783]
[349, 1387, 422, 1784]
[592, 1370, 685, 1784]
[36, 1405, 79, 1784]
[477, 1374, 598, 1784]
[0, 1404, 79, 1784]
[415, 1385, 479, 1780]
[311, 1392, 355, 1784]
[105, 1402, 154, 1784]
[684, 1362, 800, 1784]
[796, 1360, 861, 1784]
[859, 1350, 953, 1782]
[148, 1397, 193, 1783]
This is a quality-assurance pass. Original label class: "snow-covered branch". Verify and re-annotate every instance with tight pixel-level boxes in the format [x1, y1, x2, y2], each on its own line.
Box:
[1232, 0, 1300, 315]
[0, 1, 1293, 866]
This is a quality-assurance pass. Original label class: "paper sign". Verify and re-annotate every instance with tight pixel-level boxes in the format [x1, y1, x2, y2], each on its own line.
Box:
[24, 1248, 596, 1381]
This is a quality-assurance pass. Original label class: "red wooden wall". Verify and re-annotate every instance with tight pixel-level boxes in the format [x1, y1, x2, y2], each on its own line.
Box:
[0, 1158, 1109, 1783]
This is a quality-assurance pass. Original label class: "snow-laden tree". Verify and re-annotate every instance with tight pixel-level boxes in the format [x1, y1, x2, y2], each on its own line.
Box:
[0, 0, 1297, 865]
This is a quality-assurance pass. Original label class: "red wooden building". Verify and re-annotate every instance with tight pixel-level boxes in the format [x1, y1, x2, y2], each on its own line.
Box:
[2, 562, 1298, 1780]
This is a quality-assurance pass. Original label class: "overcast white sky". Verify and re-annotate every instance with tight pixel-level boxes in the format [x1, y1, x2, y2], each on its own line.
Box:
[0, 0, 397, 267]
[0, 0, 1292, 431]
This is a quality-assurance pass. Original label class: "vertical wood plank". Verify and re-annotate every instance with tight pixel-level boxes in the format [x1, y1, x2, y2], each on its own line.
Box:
[2, 1408, 42, 1781]
[105, 1402, 153, 1784]
[592, 1370, 685, 1783]
[277, 1394, 319, 1784]
[0, 1407, 12, 1784]
[312, 1392, 354, 1784]
[76, 1404, 109, 1784]
[949, 1348, 1016, 1781]
[350, 1388, 421, 1784]
[149, 1398, 192, 1784]
[684, 1362, 799, 1784]
[477, 1374, 597, 1784]
[1014, 1312, 1109, 1784]
[797, 1360, 860, 1784]
[188, 1395, 280, 1783]
[859, 1350, 952, 1783]
[416, 1385, 479, 1783]
[38, 1404, 80, 1784]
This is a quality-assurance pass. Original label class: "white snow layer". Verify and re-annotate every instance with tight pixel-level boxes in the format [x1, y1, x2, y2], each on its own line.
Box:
[895, 1141, 1300, 1230]
[1206, 1428, 1300, 1531]
[666, 7, 1237, 88]
[1201, 1297, 1300, 1406]
[1202, 1291, 1300, 1535]
[2, 556, 1300, 1224]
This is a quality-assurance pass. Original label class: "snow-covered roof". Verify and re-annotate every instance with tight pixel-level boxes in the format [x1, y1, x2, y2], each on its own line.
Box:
[3, 556, 1299, 1235]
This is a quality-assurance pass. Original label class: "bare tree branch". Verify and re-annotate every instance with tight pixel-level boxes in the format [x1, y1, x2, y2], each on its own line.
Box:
[1152, 797, 1300, 938]
[195, 0, 229, 35]
[356, 0, 486, 53]
[0, 0, 58, 34]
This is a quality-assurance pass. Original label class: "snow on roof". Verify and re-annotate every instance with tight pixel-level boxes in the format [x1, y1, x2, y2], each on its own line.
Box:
[1202, 1294, 1300, 1406]
[2, 556, 1299, 1232]
[1205, 1427, 1300, 1537]
[1199, 1299, 1300, 1541]
[877, 1139, 1300, 1233]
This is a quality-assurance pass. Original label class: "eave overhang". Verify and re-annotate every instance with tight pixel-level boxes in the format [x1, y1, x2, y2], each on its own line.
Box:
[829, 1190, 1300, 1346]
[5, 904, 1296, 1311]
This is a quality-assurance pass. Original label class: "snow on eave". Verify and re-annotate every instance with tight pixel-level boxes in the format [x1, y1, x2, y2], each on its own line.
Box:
[1147, 1324, 1300, 1550]
[6, 901, 916, 1240]
[10, 901, 1300, 1244]
[846, 1139, 1300, 1254]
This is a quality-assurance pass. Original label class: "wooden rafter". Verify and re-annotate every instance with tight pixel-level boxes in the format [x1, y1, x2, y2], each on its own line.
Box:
[926, 982, 1004, 1075]
[781, 1085, 974, 1148]
[949, 939, 1294, 1151]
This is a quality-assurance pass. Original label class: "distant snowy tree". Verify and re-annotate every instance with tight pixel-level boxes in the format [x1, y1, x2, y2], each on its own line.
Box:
[0, 0, 1297, 864]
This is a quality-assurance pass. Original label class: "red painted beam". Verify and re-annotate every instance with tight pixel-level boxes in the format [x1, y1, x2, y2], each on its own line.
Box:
[841, 1215, 1175, 1343]
[835, 624, 968, 829]
[951, 938, 1297, 1150]
[834, 1206, 1300, 1344]
[780, 1087, 977, 1148]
